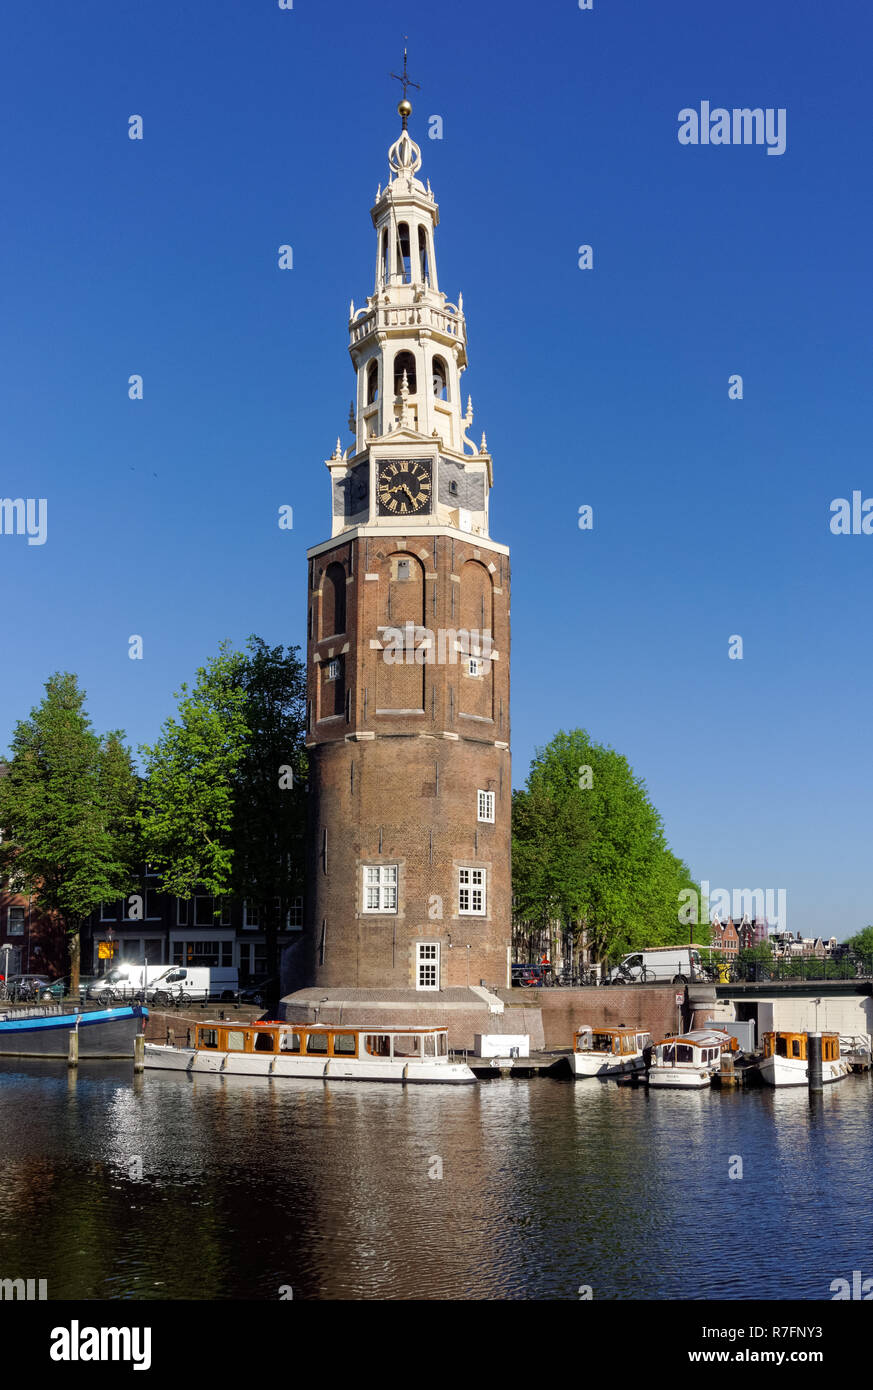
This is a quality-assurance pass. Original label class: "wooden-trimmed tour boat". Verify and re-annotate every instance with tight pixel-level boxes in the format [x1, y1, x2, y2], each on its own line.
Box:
[569, 1025, 651, 1078]
[648, 1029, 738, 1089]
[758, 1031, 851, 1087]
[144, 1020, 476, 1084]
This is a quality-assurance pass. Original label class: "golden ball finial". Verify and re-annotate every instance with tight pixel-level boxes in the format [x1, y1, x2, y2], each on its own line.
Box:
[398, 98, 412, 119]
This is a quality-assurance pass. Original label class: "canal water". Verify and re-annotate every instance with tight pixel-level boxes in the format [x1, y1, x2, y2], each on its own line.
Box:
[1, 1060, 870, 1301]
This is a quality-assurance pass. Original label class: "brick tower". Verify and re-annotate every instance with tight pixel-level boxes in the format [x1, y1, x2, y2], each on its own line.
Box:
[303, 95, 511, 993]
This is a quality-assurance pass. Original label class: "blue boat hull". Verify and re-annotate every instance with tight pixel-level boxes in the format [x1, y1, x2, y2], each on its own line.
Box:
[0, 1006, 147, 1058]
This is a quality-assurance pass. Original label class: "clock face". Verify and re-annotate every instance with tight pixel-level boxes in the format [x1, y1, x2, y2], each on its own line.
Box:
[377, 459, 432, 516]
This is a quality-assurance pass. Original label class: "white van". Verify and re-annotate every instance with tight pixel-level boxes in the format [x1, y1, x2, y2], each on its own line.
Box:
[88, 963, 168, 1000]
[607, 946, 704, 985]
[145, 965, 238, 1003]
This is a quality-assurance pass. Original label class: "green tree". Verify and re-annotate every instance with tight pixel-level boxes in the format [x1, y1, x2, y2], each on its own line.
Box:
[512, 728, 698, 965]
[231, 637, 308, 1013]
[845, 925, 873, 957]
[0, 674, 139, 993]
[138, 642, 249, 901]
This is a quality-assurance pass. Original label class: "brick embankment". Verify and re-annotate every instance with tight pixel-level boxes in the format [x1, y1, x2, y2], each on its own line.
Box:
[280, 989, 546, 1052]
[497, 985, 685, 1050]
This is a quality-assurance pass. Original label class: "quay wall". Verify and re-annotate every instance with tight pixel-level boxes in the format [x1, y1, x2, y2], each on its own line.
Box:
[497, 985, 685, 1050]
[281, 997, 546, 1052]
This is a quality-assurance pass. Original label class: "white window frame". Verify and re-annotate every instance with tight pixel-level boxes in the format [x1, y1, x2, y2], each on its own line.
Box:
[362, 865, 398, 914]
[416, 942, 440, 991]
[458, 867, 486, 916]
[477, 790, 495, 823]
[326, 658, 341, 681]
[7, 907, 25, 937]
[467, 657, 485, 677]
[243, 901, 259, 930]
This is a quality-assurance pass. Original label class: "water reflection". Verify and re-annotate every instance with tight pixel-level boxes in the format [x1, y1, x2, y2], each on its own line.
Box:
[0, 1061, 871, 1300]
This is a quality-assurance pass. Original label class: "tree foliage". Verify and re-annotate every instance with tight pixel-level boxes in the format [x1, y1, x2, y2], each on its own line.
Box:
[0, 673, 139, 991]
[512, 728, 698, 963]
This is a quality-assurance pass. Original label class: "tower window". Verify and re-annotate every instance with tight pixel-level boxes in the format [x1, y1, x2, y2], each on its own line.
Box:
[477, 790, 495, 823]
[326, 659, 340, 681]
[418, 226, 430, 285]
[432, 356, 448, 401]
[458, 868, 486, 916]
[367, 360, 379, 405]
[467, 657, 485, 677]
[396, 223, 412, 283]
[380, 229, 388, 287]
[394, 350, 417, 395]
[416, 942, 440, 991]
[362, 865, 398, 914]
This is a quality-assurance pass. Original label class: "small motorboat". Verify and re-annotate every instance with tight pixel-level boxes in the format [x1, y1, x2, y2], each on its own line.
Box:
[648, 1029, 737, 1089]
[757, 1031, 852, 1087]
[0, 1003, 147, 1058]
[144, 1020, 476, 1084]
[569, 1025, 651, 1078]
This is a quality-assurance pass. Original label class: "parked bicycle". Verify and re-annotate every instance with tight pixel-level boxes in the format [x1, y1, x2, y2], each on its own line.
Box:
[610, 962, 656, 985]
[152, 990, 191, 1009]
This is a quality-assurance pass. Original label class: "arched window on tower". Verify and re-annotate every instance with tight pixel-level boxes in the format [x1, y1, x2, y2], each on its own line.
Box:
[380, 229, 388, 287]
[396, 223, 412, 283]
[432, 356, 448, 401]
[321, 562, 346, 639]
[394, 350, 417, 396]
[418, 226, 430, 285]
[367, 360, 379, 404]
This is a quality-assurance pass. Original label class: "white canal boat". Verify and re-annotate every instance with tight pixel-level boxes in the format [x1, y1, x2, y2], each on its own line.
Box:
[144, 1020, 476, 1084]
[757, 1031, 851, 1088]
[648, 1029, 737, 1089]
[569, 1025, 651, 1078]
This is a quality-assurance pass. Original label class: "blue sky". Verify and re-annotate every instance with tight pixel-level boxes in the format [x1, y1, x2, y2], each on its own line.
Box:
[2, 1, 871, 938]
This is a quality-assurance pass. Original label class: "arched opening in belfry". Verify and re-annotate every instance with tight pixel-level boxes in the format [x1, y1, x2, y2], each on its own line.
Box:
[380, 228, 388, 286]
[367, 359, 379, 404]
[394, 350, 417, 396]
[396, 223, 412, 283]
[432, 356, 448, 401]
[418, 226, 430, 285]
[321, 562, 347, 639]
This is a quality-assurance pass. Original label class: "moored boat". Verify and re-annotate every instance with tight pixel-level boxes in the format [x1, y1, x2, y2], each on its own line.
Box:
[569, 1025, 651, 1078]
[144, 1020, 476, 1084]
[648, 1029, 737, 1089]
[0, 1003, 147, 1058]
[757, 1031, 851, 1087]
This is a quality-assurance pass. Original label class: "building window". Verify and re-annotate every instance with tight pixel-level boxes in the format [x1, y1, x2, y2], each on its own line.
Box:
[7, 907, 25, 937]
[220, 899, 231, 927]
[467, 657, 485, 677]
[367, 359, 379, 405]
[288, 896, 303, 929]
[326, 659, 340, 681]
[194, 896, 215, 927]
[477, 790, 495, 823]
[362, 865, 398, 914]
[458, 867, 485, 916]
[173, 939, 233, 968]
[176, 898, 188, 926]
[432, 355, 448, 400]
[100, 901, 120, 922]
[243, 901, 259, 930]
[416, 942, 439, 991]
[145, 888, 161, 919]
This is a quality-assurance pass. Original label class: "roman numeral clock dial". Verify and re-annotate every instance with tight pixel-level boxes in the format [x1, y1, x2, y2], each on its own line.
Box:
[377, 459, 432, 516]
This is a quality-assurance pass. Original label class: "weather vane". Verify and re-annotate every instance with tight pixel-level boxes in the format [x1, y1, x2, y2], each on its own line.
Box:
[390, 39, 420, 128]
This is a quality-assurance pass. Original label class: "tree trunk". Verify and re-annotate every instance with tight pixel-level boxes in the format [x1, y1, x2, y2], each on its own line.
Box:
[68, 922, 81, 997]
[264, 901, 280, 1017]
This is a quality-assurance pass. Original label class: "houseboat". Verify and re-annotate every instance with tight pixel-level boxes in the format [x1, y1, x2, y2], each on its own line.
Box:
[569, 1026, 651, 1078]
[144, 1020, 476, 1084]
[648, 1029, 737, 1089]
[758, 1031, 851, 1087]
[0, 1003, 147, 1058]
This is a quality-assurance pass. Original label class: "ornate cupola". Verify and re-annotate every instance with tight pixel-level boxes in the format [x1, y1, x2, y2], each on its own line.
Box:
[326, 93, 493, 540]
